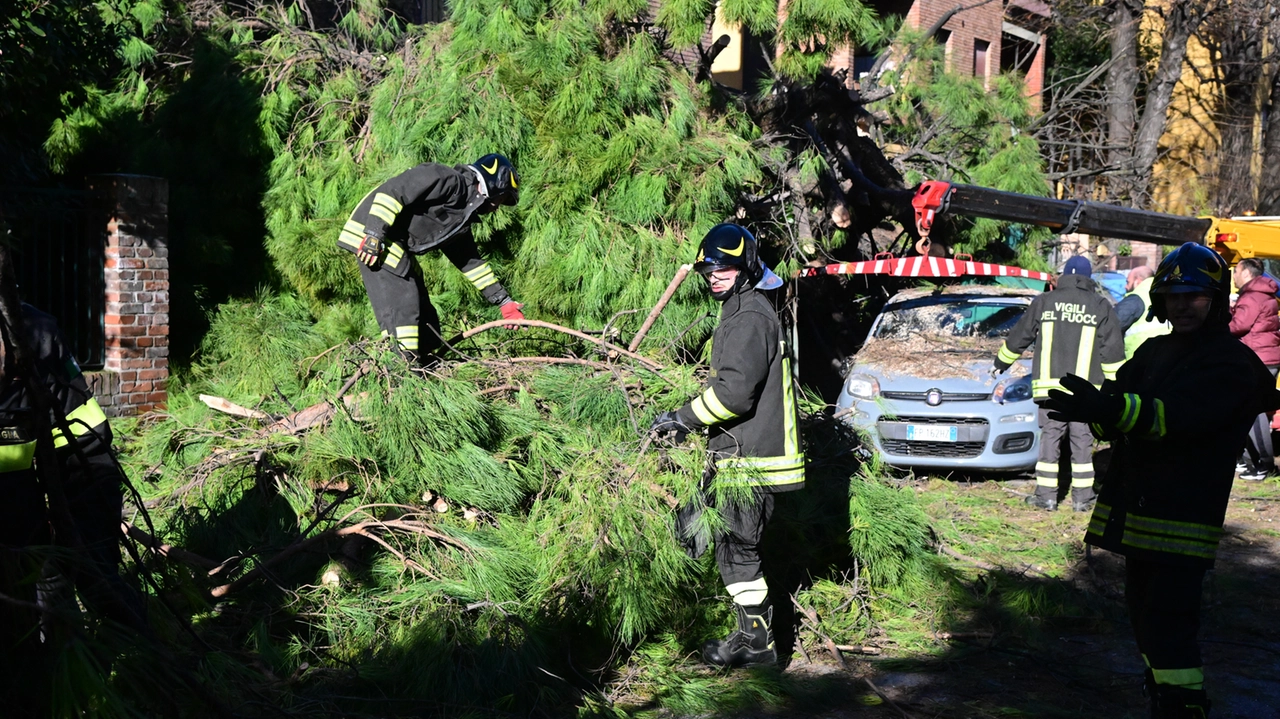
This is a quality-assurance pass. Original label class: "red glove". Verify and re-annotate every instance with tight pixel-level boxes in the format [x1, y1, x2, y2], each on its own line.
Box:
[500, 301, 525, 329]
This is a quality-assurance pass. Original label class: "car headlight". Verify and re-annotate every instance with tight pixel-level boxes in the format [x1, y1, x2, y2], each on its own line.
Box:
[992, 377, 1032, 404]
[845, 373, 880, 399]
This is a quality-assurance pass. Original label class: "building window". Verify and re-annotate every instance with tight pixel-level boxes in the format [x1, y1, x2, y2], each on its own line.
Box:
[973, 39, 990, 80]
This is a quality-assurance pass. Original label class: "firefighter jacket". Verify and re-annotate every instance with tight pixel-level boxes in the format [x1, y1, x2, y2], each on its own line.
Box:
[997, 274, 1125, 399]
[0, 305, 119, 512]
[1085, 327, 1280, 568]
[337, 162, 511, 305]
[676, 288, 804, 492]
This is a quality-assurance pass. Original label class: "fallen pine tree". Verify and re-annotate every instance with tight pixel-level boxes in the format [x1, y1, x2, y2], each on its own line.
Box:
[82, 293, 940, 716]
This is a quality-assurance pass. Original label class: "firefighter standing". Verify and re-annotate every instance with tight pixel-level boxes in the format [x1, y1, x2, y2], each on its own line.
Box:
[991, 255, 1124, 511]
[1045, 243, 1280, 718]
[648, 223, 804, 668]
[0, 303, 140, 708]
[1115, 265, 1171, 359]
[339, 154, 525, 363]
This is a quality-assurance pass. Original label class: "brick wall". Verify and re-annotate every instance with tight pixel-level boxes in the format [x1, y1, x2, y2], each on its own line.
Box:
[905, 0, 1003, 82]
[85, 175, 170, 417]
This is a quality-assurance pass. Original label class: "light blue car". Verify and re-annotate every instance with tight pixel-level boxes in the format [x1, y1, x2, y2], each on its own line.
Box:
[835, 286, 1041, 473]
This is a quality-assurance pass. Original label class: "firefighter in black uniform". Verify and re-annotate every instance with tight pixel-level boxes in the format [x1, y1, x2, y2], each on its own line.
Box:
[1046, 243, 1280, 718]
[992, 255, 1124, 511]
[340, 154, 525, 362]
[648, 224, 804, 668]
[0, 303, 138, 707]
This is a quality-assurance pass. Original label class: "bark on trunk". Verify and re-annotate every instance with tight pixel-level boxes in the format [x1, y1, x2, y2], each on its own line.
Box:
[1209, 0, 1266, 216]
[1259, 6, 1280, 215]
[1129, 1, 1208, 207]
[1105, 0, 1142, 205]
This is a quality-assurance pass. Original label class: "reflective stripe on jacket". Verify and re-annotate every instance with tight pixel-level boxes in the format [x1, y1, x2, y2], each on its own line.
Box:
[338, 162, 511, 304]
[997, 274, 1125, 399]
[1086, 328, 1280, 567]
[1122, 277, 1170, 359]
[677, 289, 804, 492]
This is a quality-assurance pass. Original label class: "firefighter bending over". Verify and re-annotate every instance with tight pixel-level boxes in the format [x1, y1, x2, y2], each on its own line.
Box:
[991, 256, 1124, 511]
[1045, 243, 1280, 718]
[648, 223, 803, 668]
[339, 154, 526, 363]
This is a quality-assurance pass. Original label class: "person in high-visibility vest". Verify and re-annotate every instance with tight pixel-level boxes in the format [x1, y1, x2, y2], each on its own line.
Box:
[991, 256, 1125, 512]
[1115, 265, 1171, 359]
[1045, 242, 1280, 719]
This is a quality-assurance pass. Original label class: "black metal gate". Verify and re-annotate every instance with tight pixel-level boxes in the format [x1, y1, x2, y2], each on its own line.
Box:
[0, 187, 106, 369]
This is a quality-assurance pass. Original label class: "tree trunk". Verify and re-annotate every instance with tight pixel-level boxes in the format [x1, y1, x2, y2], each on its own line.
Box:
[1129, 0, 1209, 207]
[1258, 5, 1280, 215]
[1208, 0, 1266, 216]
[1105, 0, 1142, 205]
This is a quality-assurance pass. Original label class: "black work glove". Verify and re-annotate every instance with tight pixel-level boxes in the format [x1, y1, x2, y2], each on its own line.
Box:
[649, 410, 691, 443]
[990, 358, 1011, 380]
[1044, 373, 1123, 425]
[357, 234, 385, 268]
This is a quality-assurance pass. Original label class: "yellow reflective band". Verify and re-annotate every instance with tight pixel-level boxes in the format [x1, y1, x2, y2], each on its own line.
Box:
[1035, 461, 1057, 472]
[52, 398, 108, 449]
[339, 230, 363, 249]
[726, 577, 769, 606]
[1075, 325, 1096, 379]
[1148, 398, 1166, 438]
[395, 326, 419, 338]
[1093, 502, 1112, 520]
[690, 396, 719, 425]
[0, 441, 36, 472]
[463, 263, 493, 280]
[782, 354, 799, 457]
[344, 220, 366, 234]
[997, 343, 1021, 365]
[469, 273, 497, 290]
[1031, 378, 1063, 398]
[1117, 394, 1142, 433]
[373, 192, 403, 215]
[1070, 463, 1094, 473]
[1121, 530, 1218, 560]
[1070, 477, 1094, 488]
[1039, 322, 1054, 383]
[1087, 517, 1107, 536]
[1101, 360, 1124, 380]
[700, 387, 736, 422]
[463, 263, 498, 290]
[1151, 667, 1204, 690]
[367, 203, 396, 225]
[1126, 513, 1223, 542]
[714, 454, 806, 487]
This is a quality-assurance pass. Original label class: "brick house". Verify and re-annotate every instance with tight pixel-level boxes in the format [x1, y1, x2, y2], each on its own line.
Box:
[706, 0, 1050, 112]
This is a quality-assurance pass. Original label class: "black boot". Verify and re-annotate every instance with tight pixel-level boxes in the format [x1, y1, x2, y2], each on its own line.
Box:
[1152, 685, 1211, 719]
[1071, 486, 1097, 513]
[1025, 485, 1058, 511]
[702, 602, 777, 668]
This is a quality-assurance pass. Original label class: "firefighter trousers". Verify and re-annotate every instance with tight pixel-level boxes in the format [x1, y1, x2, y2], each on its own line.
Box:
[714, 490, 775, 607]
[359, 256, 442, 363]
[1126, 558, 1207, 691]
[1035, 407, 1094, 491]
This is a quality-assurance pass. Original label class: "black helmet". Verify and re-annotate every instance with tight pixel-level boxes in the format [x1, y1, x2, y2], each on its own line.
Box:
[472, 153, 519, 206]
[1149, 242, 1230, 325]
[694, 224, 769, 301]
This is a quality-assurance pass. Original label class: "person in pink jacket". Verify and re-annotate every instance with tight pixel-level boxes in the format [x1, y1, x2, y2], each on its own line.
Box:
[1229, 258, 1280, 479]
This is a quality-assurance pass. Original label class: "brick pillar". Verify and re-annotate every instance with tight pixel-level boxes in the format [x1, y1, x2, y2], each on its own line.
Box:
[86, 175, 169, 416]
[1025, 37, 1047, 114]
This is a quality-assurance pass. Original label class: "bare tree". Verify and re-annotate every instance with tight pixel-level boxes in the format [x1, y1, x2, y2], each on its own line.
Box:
[1125, 1, 1212, 206]
[1104, 0, 1142, 204]
[1200, 0, 1269, 215]
[1259, 3, 1280, 215]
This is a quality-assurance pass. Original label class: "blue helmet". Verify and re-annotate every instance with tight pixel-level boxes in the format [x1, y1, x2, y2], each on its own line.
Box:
[472, 153, 519, 206]
[1149, 242, 1229, 324]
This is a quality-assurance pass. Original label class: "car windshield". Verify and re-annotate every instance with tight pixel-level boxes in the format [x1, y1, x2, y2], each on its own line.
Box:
[873, 297, 1027, 341]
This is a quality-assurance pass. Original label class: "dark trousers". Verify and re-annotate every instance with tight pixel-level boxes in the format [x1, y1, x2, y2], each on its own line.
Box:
[1036, 407, 1095, 490]
[1243, 366, 1278, 474]
[715, 492, 774, 607]
[1126, 558, 1206, 689]
[359, 259, 441, 362]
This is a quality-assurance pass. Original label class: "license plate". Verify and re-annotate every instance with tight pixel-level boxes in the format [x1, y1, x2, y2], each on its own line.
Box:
[907, 424, 958, 442]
